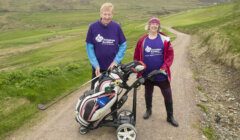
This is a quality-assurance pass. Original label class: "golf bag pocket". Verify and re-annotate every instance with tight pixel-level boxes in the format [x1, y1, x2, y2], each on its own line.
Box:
[75, 90, 117, 127]
[96, 96, 110, 108]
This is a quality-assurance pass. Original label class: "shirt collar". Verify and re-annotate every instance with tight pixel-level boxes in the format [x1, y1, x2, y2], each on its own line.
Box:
[98, 19, 112, 28]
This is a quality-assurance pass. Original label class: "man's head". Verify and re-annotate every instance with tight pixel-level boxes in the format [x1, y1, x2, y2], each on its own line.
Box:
[100, 3, 114, 25]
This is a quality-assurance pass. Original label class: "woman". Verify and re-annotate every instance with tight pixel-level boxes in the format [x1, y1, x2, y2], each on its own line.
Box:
[134, 17, 178, 127]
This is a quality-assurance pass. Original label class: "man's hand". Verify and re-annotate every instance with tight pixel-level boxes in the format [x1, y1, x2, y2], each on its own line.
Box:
[95, 67, 101, 77]
[108, 61, 117, 70]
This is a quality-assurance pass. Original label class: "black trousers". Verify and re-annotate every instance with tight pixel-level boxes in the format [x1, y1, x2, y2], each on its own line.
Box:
[144, 79, 173, 110]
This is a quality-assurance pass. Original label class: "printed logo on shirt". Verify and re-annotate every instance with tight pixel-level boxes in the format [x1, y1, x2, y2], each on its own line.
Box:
[95, 34, 104, 42]
[95, 34, 115, 46]
[144, 46, 162, 57]
[145, 46, 152, 53]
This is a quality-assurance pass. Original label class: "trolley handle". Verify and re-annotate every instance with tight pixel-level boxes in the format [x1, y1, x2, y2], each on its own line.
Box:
[146, 69, 167, 80]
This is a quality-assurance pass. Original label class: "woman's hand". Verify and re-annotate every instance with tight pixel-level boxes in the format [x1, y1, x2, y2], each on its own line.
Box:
[160, 69, 167, 76]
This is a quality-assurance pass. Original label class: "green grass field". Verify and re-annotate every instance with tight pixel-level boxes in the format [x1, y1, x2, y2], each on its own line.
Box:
[0, 8, 150, 139]
[0, 0, 237, 139]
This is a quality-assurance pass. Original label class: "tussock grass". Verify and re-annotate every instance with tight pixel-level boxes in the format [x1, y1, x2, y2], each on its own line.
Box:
[0, 63, 91, 138]
[203, 126, 217, 140]
[197, 103, 208, 114]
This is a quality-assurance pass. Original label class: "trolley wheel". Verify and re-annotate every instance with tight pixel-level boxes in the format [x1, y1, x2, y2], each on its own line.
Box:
[117, 123, 137, 140]
[117, 109, 132, 119]
[79, 126, 88, 135]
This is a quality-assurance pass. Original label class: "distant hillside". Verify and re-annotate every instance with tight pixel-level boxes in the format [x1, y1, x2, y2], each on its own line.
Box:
[0, 0, 230, 13]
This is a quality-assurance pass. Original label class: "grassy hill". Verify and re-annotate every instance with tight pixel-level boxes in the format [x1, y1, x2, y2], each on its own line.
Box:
[161, 1, 240, 69]
[0, 0, 233, 139]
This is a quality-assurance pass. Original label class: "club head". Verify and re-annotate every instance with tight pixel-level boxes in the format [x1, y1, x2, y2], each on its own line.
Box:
[38, 104, 46, 110]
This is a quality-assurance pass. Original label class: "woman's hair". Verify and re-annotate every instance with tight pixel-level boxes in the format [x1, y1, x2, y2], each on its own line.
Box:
[100, 2, 114, 13]
[145, 24, 161, 31]
[145, 17, 161, 31]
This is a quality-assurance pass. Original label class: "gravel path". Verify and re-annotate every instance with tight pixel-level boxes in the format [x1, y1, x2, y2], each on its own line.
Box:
[7, 28, 202, 140]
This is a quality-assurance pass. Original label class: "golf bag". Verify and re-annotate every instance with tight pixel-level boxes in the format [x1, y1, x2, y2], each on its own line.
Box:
[75, 61, 145, 127]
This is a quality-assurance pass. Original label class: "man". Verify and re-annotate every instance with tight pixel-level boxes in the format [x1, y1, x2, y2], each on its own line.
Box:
[86, 2, 127, 89]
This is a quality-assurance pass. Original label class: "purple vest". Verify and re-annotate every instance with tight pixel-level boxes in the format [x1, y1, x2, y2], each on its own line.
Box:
[143, 34, 167, 81]
[86, 20, 126, 70]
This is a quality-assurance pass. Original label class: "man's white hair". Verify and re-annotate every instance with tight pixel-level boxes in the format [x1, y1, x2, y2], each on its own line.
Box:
[100, 2, 114, 13]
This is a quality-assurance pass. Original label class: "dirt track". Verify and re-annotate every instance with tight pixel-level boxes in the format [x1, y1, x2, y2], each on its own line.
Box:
[7, 28, 202, 140]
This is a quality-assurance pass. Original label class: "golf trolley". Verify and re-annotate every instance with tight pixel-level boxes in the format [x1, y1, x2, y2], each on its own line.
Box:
[75, 61, 164, 140]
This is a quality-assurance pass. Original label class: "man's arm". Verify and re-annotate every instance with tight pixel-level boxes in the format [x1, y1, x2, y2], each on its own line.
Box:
[108, 42, 127, 70]
[114, 41, 127, 64]
[86, 43, 100, 69]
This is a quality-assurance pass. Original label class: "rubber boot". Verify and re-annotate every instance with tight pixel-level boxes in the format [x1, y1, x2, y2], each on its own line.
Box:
[143, 108, 152, 119]
[165, 102, 179, 127]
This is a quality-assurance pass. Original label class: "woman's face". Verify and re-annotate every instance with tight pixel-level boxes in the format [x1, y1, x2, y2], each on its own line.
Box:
[149, 23, 159, 33]
[100, 10, 113, 25]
